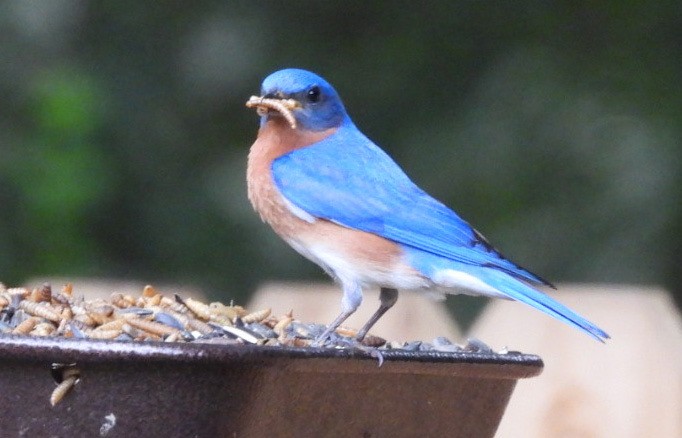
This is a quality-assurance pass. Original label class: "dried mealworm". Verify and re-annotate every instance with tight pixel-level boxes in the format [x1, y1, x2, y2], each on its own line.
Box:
[90, 313, 113, 325]
[273, 315, 293, 337]
[182, 297, 211, 321]
[245, 96, 299, 129]
[121, 323, 141, 339]
[87, 301, 114, 316]
[50, 363, 80, 406]
[60, 306, 73, 321]
[161, 295, 189, 313]
[242, 308, 271, 324]
[51, 377, 77, 406]
[70, 303, 86, 315]
[209, 302, 237, 319]
[280, 337, 312, 348]
[125, 317, 181, 337]
[30, 322, 56, 337]
[94, 319, 126, 332]
[39, 283, 52, 302]
[87, 329, 123, 340]
[50, 366, 80, 407]
[146, 293, 162, 307]
[61, 283, 73, 298]
[208, 313, 232, 326]
[83, 301, 115, 325]
[110, 293, 135, 308]
[28, 288, 40, 303]
[19, 301, 62, 323]
[334, 326, 357, 338]
[142, 285, 157, 298]
[28, 283, 52, 303]
[7, 287, 29, 298]
[12, 316, 40, 335]
[187, 317, 214, 335]
[73, 313, 97, 328]
[52, 290, 72, 306]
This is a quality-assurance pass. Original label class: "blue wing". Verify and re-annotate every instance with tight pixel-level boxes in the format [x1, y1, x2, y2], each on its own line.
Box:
[273, 123, 610, 342]
[272, 123, 549, 286]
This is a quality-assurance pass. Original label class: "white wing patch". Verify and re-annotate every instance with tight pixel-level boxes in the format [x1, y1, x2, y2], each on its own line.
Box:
[432, 269, 510, 299]
[281, 195, 316, 223]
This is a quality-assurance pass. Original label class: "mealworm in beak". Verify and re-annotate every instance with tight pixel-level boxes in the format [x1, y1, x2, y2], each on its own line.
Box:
[246, 96, 298, 129]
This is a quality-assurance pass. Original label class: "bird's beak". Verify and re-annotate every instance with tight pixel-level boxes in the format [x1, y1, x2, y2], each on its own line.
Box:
[245, 95, 300, 129]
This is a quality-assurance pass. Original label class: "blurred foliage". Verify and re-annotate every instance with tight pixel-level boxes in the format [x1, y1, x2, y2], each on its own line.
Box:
[0, 2, 680, 324]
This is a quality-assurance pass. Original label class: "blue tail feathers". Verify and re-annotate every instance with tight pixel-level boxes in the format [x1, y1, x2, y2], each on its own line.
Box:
[479, 269, 610, 342]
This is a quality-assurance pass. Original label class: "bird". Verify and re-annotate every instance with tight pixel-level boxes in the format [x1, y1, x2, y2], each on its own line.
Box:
[245, 68, 609, 344]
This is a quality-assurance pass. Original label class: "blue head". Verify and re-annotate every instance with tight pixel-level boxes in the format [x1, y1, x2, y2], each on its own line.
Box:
[255, 69, 349, 131]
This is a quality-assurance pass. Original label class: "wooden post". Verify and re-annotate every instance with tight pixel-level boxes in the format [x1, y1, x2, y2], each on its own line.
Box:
[472, 284, 682, 438]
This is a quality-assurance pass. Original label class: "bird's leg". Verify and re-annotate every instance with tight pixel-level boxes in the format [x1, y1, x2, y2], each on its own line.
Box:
[312, 310, 354, 347]
[313, 281, 362, 346]
[355, 287, 399, 342]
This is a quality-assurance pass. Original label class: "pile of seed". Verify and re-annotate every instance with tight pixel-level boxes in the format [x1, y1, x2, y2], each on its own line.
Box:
[0, 282, 489, 353]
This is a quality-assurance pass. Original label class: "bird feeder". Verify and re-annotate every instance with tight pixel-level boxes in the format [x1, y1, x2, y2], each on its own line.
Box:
[0, 334, 541, 437]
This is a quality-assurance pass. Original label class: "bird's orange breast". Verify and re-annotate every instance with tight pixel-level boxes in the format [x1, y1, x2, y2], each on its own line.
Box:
[247, 118, 336, 236]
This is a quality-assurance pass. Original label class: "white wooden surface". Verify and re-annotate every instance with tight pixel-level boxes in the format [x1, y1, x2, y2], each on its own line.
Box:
[472, 284, 682, 438]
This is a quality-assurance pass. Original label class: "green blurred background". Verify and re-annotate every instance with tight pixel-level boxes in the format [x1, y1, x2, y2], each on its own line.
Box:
[0, 2, 680, 325]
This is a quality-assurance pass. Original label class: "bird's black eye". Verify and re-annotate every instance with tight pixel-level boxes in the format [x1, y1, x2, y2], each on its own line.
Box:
[307, 86, 321, 103]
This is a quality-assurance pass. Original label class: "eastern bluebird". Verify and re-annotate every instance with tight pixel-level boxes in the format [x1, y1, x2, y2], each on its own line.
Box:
[246, 68, 609, 344]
